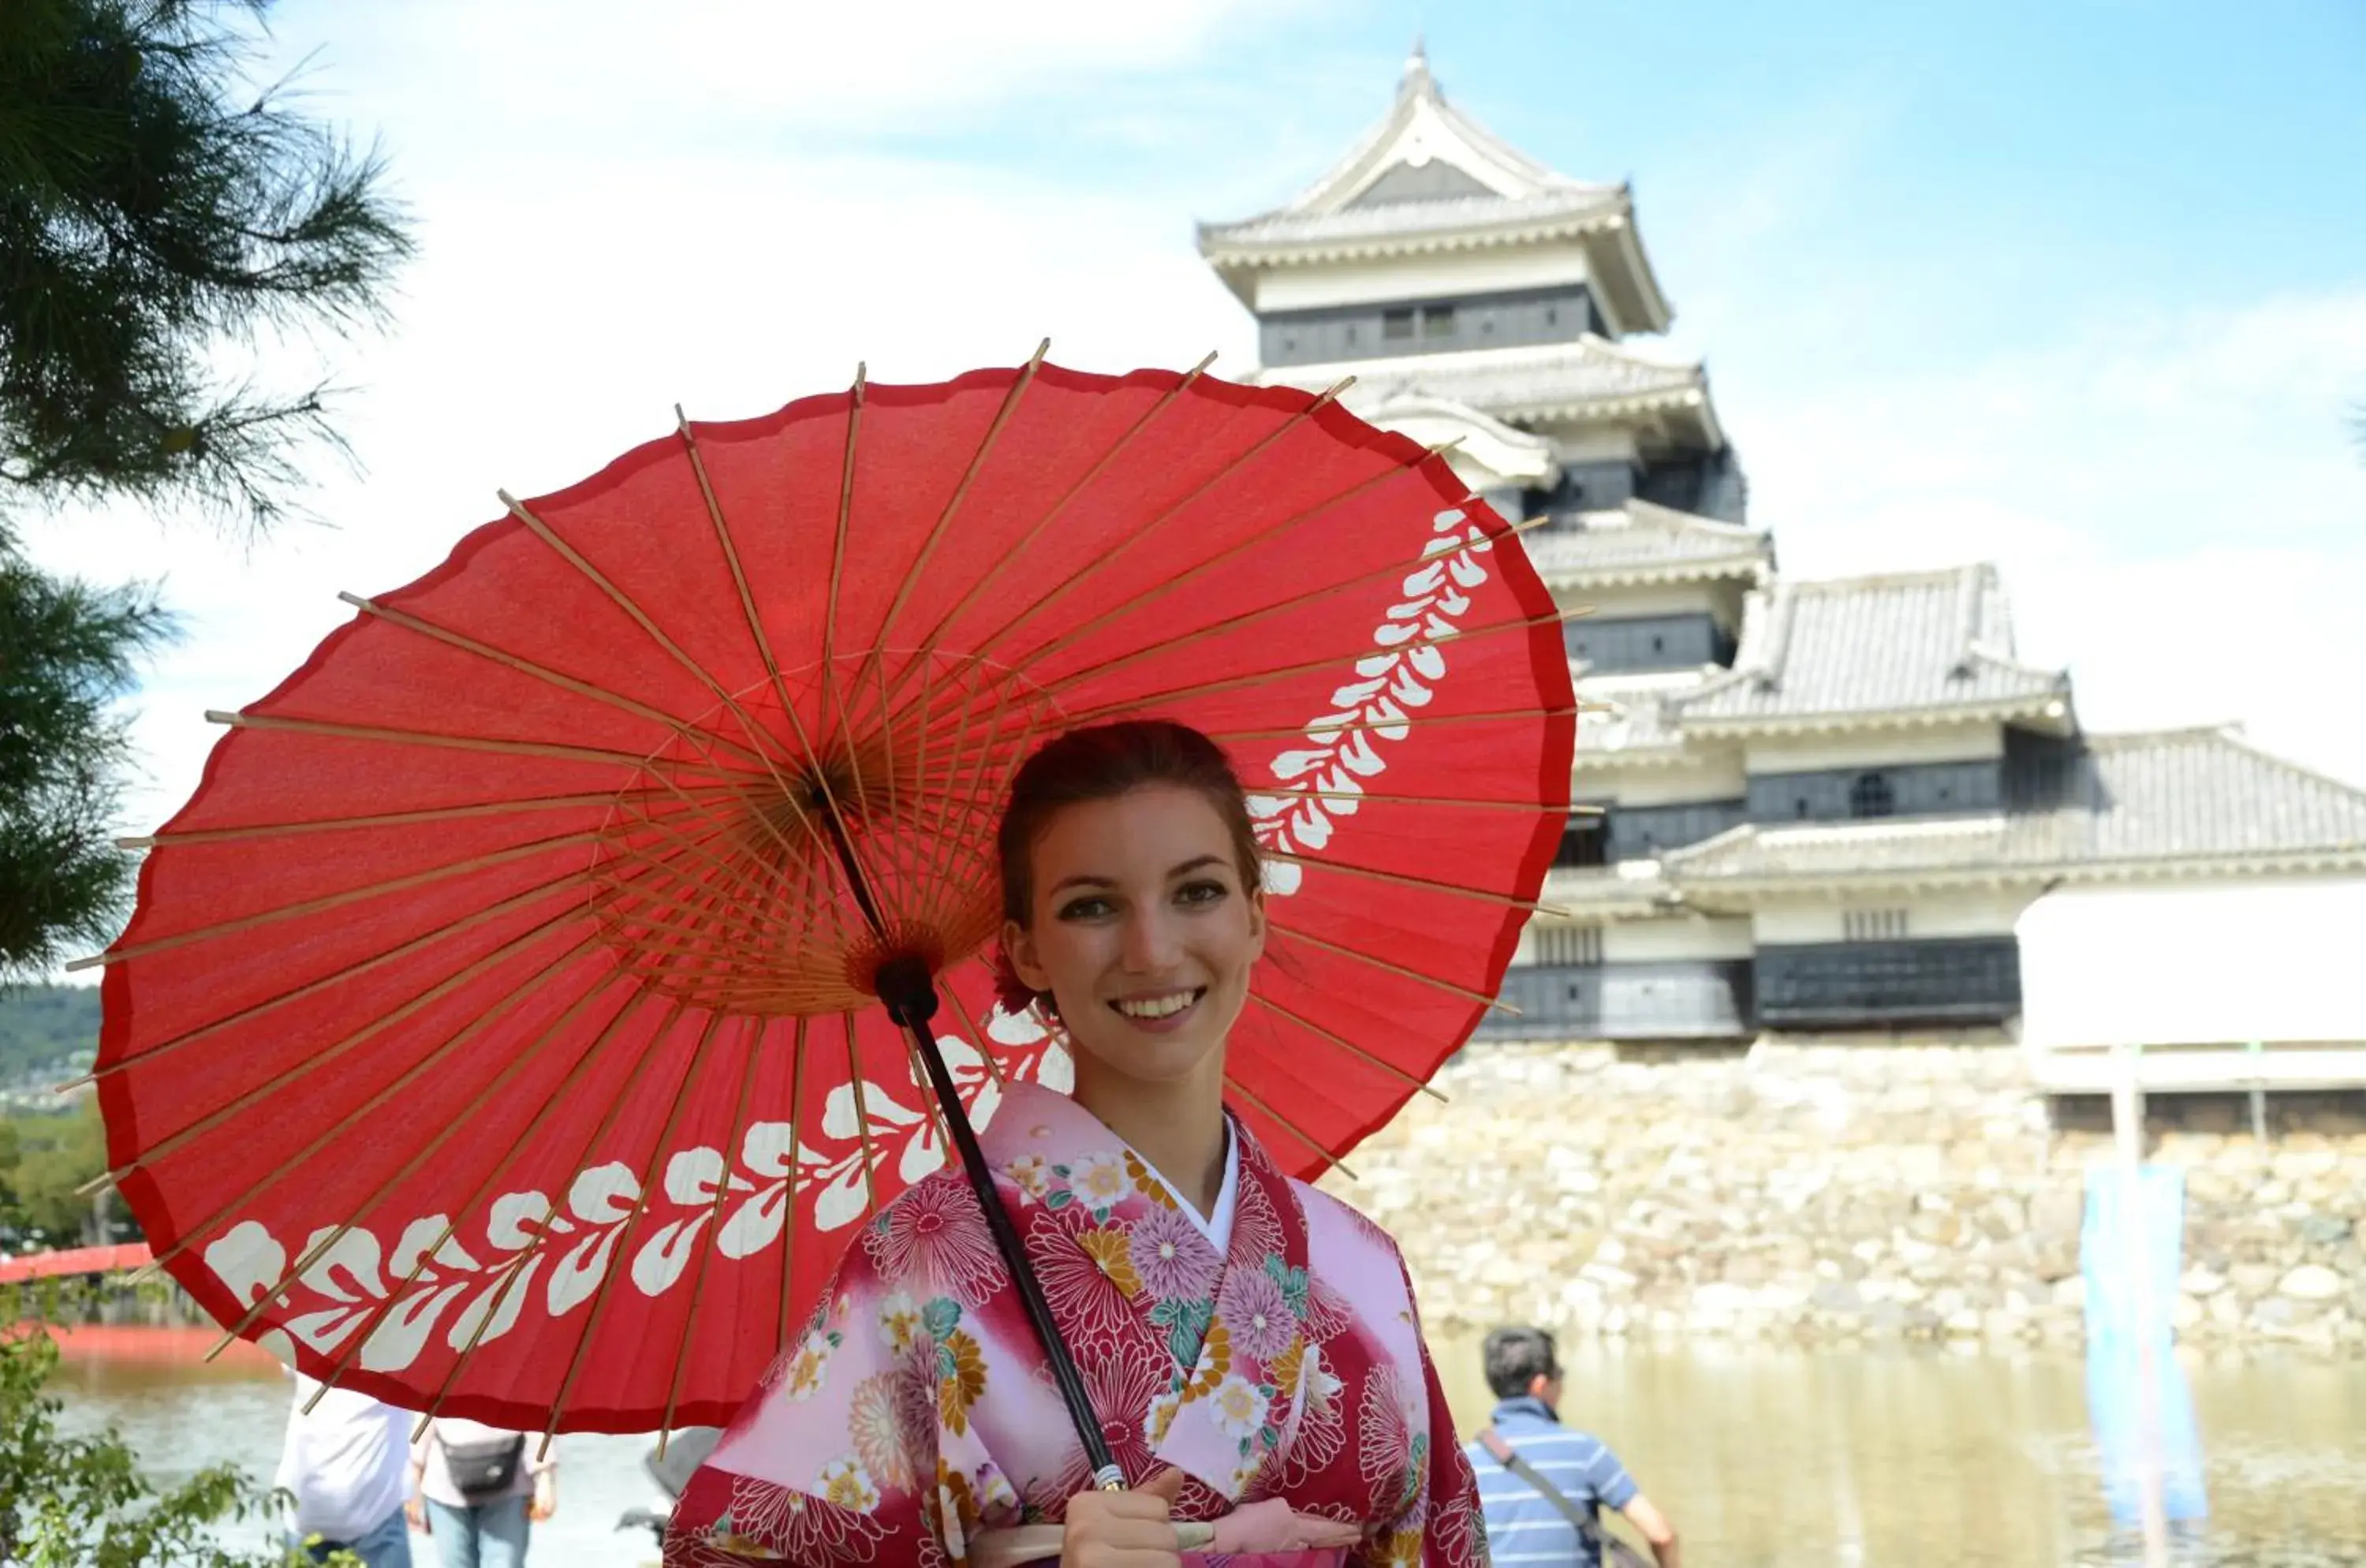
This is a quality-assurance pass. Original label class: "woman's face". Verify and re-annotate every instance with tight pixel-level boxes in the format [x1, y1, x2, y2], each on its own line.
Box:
[1003, 783, 1265, 1092]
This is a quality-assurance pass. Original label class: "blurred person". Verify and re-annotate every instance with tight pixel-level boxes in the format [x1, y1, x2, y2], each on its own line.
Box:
[1465, 1327, 1680, 1568]
[275, 1371, 414, 1567]
[407, 1417, 557, 1568]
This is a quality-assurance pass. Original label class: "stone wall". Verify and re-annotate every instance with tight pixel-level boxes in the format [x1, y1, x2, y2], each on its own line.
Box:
[1316, 1040, 2366, 1353]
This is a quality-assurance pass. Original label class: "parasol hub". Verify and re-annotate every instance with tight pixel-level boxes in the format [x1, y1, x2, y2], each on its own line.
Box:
[873, 952, 940, 1029]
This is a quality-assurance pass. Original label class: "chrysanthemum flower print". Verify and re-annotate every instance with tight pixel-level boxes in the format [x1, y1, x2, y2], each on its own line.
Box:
[935, 1328, 987, 1435]
[1218, 1264, 1297, 1361]
[1129, 1204, 1218, 1301]
[1077, 1226, 1142, 1297]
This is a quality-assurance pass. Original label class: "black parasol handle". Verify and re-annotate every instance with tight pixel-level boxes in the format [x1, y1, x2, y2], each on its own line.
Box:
[879, 961, 1123, 1490]
[815, 811, 1123, 1490]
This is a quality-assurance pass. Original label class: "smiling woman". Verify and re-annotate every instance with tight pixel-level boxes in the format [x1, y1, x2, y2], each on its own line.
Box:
[665, 720, 1487, 1568]
[996, 722, 1269, 1221]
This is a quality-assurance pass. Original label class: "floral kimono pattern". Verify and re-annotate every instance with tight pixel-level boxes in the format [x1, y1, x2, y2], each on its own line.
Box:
[665, 1081, 1485, 1568]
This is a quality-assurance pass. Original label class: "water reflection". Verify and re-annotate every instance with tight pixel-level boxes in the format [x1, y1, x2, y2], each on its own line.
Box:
[1426, 1337, 2366, 1567]
[32, 1334, 2366, 1566]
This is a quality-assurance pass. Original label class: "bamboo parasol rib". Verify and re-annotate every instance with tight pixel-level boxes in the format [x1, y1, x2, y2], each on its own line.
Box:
[502, 1010, 728, 1435]
[99, 350, 1576, 1443]
[128, 928, 610, 1286]
[204, 973, 637, 1359]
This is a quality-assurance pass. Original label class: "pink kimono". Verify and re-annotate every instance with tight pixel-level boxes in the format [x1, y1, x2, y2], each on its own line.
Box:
[663, 1081, 1486, 1568]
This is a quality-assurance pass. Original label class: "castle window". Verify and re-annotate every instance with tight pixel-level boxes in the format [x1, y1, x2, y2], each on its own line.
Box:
[1535, 925, 1603, 965]
[1422, 305, 1457, 338]
[1555, 814, 1608, 868]
[1843, 909, 1909, 942]
[1849, 772, 1896, 819]
[1383, 308, 1414, 341]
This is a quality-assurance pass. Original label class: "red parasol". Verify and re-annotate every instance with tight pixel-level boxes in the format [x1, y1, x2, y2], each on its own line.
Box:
[83, 349, 1575, 1444]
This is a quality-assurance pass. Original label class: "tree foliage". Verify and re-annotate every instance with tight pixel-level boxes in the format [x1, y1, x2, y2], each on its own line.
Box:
[0, 1099, 114, 1248]
[1, 1331, 345, 1566]
[0, 554, 174, 980]
[0, 984, 101, 1085]
[0, 0, 409, 981]
[0, 0, 414, 533]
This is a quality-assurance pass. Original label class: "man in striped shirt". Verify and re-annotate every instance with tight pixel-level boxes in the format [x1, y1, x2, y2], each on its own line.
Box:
[1463, 1327, 1681, 1568]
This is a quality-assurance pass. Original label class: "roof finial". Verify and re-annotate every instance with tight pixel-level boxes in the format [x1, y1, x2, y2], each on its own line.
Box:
[1401, 32, 1432, 93]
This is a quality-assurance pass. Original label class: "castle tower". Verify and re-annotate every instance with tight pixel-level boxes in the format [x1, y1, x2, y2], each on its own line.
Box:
[1200, 49, 2366, 1046]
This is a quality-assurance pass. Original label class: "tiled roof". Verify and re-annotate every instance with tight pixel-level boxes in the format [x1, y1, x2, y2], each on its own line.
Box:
[1199, 186, 1630, 253]
[2010, 727, 2366, 864]
[1658, 728, 2366, 883]
[1262, 337, 1704, 423]
[1521, 499, 1771, 583]
[1672, 565, 2068, 727]
[1199, 45, 1621, 257]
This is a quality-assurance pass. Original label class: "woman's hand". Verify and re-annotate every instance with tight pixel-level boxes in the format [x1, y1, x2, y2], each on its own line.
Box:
[528, 1470, 558, 1524]
[404, 1495, 429, 1535]
[1060, 1468, 1188, 1568]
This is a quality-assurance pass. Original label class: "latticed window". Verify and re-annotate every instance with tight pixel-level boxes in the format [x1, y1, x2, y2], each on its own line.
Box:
[1849, 771, 1896, 818]
[1843, 909, 1909, 942]
[1532, 924, 1603, 965]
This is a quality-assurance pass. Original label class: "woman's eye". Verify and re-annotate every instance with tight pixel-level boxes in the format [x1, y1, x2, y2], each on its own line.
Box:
[1176, 879, 1228, 906]
[1056, 896, 1113, 921]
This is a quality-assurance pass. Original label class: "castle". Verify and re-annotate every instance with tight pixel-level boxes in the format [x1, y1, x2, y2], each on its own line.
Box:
[1198, 45, 2366, 1051]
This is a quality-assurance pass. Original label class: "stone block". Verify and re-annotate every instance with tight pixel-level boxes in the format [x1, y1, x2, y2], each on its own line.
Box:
[1909, 1210, 1964, 1245]
[2296, 1214, 2354, 1247]
[2273, 1149, 2342, 1182]
[2278, 1264, 2345, 1302]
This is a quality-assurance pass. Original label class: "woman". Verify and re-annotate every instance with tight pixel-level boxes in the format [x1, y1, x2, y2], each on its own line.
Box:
[666, 720, 1484, 1568]
[405, 1416, 556, 1568]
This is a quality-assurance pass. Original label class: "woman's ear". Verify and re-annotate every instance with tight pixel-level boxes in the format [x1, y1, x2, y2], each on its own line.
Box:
[1245, 882, 1268, 959]
[1002, 917, 1052, 992]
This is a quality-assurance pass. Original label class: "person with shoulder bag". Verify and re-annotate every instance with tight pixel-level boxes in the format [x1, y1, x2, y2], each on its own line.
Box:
[406, 1417, 556, 1568]
[1461, 1327, 1681, 1568]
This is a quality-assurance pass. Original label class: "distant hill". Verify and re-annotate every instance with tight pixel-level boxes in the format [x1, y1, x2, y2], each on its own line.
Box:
[0, 984, 101, 1085]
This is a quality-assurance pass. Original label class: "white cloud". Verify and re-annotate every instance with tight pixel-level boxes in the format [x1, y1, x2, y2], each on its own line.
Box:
[1733, 287, 2366, 781]
[17, 5, 2366, 917]
[21, 6, 1293, 839]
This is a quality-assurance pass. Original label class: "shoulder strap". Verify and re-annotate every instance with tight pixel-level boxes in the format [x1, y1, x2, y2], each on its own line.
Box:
[1477, 1427, 1607, 1549]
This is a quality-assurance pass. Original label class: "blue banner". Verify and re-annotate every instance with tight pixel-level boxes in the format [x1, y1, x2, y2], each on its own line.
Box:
[2080, 1163, 2208, 1525]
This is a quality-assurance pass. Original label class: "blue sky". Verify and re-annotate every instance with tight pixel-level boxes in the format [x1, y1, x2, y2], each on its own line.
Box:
[21, 0, 2366, 848]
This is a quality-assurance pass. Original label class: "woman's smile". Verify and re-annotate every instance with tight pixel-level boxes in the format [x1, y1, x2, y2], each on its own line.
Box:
[1003, 782, 1265, 1088]
[1110, 985, 1209, 1030]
